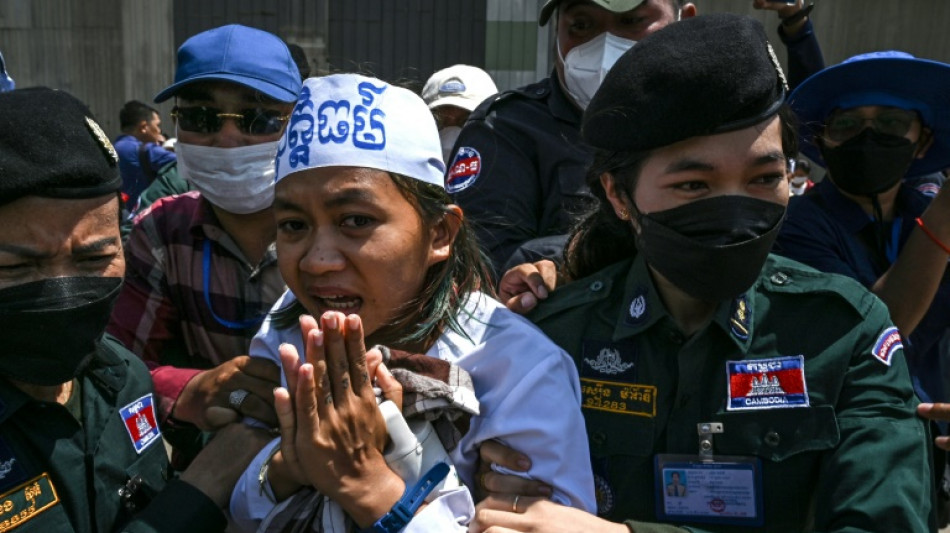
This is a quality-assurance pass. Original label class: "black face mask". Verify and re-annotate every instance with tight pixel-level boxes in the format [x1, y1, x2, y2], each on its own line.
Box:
[635, 196, 786, 302]
[0, 277, 122, 385]
[819, 128, 919, 196]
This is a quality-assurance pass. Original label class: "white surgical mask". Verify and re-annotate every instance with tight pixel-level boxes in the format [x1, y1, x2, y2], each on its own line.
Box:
[558, 32, 636, 110]
[176, 139, 279, 214]
[439, 126, 462, 163]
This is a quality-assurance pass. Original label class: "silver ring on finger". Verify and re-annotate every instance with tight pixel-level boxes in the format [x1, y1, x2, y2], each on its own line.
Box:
[512, 494, 520, 513]
[228, 389, 250, 411]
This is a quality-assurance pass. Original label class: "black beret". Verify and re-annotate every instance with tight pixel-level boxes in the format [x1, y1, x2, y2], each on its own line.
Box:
[582, 13, 787, 152]
[0, 87, 121, 205]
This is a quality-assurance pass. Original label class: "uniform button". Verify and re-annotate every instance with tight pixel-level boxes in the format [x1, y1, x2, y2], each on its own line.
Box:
[770, 272, 790, 285]
[764, 430, 781, 447]
[590, 280, 604, 292]
[591, 431, 607, 446]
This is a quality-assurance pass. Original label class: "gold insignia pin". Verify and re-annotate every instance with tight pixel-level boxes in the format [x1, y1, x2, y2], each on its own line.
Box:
[766, 42, 790, 92]
[84, 116, 119, 164]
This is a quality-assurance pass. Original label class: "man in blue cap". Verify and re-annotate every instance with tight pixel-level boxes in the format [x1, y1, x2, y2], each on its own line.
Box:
[777, 50, 950, 526]
[108, 24, 301, 469]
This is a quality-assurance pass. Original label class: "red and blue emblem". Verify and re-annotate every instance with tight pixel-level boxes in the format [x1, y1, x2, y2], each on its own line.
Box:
[726, 356, 808, 411]
[446, 147, 482, 193]
[120, 394, 161, 454]
[871, 327, 902, 367]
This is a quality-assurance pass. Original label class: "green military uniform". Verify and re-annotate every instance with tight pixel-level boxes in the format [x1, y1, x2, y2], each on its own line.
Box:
[0, 335, 223, 532]
[530, 254, 932, 533]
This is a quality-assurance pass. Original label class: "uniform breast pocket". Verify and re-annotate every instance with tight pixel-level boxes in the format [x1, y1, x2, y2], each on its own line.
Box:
[118, 442, 169, 514]
[714, 405, 840, 461]
[584, 409, 656, 458]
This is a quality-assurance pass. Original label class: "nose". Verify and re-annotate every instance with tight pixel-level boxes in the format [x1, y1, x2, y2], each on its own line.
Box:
[211, 116, 247, 148]
[298, 230, 346, 276]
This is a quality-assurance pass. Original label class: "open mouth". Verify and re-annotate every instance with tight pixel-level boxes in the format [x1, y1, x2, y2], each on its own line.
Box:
[315, 295, 362, 314]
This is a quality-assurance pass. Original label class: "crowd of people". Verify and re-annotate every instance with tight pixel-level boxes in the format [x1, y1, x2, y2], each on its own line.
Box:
[2, 0, 950, 532]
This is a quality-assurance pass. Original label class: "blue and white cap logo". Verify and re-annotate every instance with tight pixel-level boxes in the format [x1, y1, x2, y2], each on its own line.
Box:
[276, 74, 446, 188]
[440, 79, 466, 94]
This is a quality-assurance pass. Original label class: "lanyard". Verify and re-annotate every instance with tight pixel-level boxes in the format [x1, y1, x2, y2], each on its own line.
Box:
[885, 216, 903, 265]
[202, 239, 267, 330]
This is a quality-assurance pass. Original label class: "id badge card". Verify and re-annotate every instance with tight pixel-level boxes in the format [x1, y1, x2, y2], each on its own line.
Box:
[654, 454, 764, 527]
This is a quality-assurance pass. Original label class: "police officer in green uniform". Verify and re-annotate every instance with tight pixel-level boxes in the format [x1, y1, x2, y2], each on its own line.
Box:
[0, 87, 270, 532]
[469, 14, 931, 533]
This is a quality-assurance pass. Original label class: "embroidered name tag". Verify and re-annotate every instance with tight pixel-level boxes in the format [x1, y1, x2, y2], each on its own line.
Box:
[120, 394, 161, 454]
[726, 356, 808, 411]
[871, 327, 902, 367]
[581, 378, 657, 417]
[0, 473, 59, 532]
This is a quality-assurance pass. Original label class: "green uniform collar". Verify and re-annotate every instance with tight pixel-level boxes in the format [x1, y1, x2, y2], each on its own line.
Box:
[613, 254, 756, 353]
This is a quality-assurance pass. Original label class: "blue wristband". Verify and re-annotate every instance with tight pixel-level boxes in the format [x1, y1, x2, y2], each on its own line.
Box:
[363, 462, 450, 533]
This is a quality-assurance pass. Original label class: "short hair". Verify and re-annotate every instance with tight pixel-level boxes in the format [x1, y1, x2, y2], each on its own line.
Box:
[119, 100, 158, 131]
[795, 158, 812, 173]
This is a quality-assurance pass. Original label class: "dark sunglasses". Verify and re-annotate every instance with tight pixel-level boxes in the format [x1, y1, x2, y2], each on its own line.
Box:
[171, 106, 289, 135]
[824, 108, 919, 143]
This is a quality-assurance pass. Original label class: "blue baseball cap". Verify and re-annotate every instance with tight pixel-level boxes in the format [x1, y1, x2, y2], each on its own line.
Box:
[790, 51, 950, 177]
[154, 24, 301, 104]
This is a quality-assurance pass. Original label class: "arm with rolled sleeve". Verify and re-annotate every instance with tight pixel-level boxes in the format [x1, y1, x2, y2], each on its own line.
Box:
[456, 344, 596, 511]
[778, 18, 825, 90]
[108, 205, 197, 422]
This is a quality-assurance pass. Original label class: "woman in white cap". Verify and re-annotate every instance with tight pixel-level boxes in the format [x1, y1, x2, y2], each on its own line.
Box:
[228, 73, 594, 532]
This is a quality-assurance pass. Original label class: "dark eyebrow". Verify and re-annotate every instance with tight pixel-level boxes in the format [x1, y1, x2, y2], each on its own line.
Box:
[664, 152, 787, 174]
[0, 237, 117, 259]
[664, 158, 715, 174]
[0, 243, 46, 259]
[753, 152, 788, 166]
[74, 237, 119, 255]
[273, 188, 377, 212]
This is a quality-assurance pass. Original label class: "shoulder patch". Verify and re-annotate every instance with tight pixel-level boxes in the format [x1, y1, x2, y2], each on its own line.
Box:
[871, 327, 902, 367]
[119, 394, 162, 454]
[446, 147, 482, 194]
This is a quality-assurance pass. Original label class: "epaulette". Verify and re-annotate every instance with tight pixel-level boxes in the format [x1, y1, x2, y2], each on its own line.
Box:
[758, 254, 876, 318]
[468, 80, 552, 121]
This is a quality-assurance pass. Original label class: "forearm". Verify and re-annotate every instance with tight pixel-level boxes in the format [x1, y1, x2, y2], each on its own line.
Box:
[872, 194, 950, 334]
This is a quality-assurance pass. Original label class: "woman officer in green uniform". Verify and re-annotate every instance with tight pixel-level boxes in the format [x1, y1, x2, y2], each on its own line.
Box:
[470, 13, 931, 533]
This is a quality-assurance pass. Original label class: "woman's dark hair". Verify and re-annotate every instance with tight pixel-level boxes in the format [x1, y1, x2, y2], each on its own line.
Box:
[271, 173, 493, 352]
[563, 105, 799, 281]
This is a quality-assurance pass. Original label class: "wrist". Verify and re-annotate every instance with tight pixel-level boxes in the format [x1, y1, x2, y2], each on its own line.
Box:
[780, 2, 814, 28]
[169, 370, 206, 425]
[344, 469, 406, 528]
[264, 449, 306, 502]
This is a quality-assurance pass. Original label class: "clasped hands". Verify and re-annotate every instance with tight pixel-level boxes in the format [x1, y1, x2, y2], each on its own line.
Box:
[267, 311, 406, 528]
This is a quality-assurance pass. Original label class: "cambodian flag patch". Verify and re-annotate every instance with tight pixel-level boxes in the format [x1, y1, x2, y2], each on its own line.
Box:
[726, 356, 809, 411]
[871, 327, 902, 367]
[120, 394, 161, 454]
[446, 147, 482, 194]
